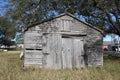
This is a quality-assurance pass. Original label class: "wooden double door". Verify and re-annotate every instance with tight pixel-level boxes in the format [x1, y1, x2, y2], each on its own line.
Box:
[62, 37, 85, 68]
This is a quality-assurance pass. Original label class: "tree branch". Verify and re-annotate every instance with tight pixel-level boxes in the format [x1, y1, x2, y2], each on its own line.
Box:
[92, 0, 120, 35]
[115, 0, 120, 14]
[105, 10, 120, 35]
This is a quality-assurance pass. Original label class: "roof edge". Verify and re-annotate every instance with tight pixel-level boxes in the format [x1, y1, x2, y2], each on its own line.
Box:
[64, 13, 104, 34]
[24, 12, 104, 34]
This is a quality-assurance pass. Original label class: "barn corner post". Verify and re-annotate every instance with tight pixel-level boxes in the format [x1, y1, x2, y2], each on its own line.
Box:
[83, 43, 89, 67]
[85, 30, 103, 67]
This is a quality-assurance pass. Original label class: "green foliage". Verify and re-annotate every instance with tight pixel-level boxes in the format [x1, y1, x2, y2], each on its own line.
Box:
[1, 0, 120, 44]
[16, 33, 23, 44]
[9, 0, 48, 26]
[7, 0, 120, 35]
[0, 16, 16, 46]
[107, 54, 120, 59]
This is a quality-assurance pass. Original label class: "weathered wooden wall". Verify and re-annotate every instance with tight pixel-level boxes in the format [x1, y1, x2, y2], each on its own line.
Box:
[85, 27, 103, 67]
[24, 13, 103, 69]
[24, 29, 43, 67]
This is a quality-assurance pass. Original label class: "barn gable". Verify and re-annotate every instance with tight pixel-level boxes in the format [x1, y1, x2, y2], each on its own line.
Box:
[25, 13, 103, 33]
[24, 13, 103, 69]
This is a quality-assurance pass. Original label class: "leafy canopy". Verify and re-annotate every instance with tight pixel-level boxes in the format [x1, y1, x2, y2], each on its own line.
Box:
[5, 0, 120, 36]
[0, 16, 16, 46]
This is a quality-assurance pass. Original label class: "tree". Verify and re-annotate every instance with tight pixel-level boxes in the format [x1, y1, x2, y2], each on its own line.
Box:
[5, 0, 120, 36]
[86, 0, 120, 36]
[0, 16, 16, 46]
[16, 33, 24, 44]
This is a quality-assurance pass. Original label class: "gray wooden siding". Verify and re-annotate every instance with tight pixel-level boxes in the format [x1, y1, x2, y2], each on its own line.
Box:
[84, 25, 103, 67]
[24, 14, 103, 68]
[24, 50, 43, 67]
[24, 30, 43, 67]
[62, 37, 85, 68]
[56, 15, 87, 33]
[42, 34, 62, 69]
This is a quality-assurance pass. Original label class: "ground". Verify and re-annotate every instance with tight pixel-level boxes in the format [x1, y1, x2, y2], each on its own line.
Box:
[0, 51, 120, 80]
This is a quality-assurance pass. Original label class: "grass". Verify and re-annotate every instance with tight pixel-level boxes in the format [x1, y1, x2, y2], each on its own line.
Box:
[0, 52, 120, 80]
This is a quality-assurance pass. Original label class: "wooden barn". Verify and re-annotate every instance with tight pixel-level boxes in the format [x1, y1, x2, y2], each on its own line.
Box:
[24, 13, 103, 69]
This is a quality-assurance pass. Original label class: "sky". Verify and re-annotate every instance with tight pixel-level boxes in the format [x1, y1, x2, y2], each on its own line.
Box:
[103, 34, 120, 41]
[103, 35, 112, 41]
[0, 0, 9, 16]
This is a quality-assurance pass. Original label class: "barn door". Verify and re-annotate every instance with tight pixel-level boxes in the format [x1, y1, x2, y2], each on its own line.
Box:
[62, 37, 85, 68]
[72, 38, 85, 68]
[62, 38, 73, 68]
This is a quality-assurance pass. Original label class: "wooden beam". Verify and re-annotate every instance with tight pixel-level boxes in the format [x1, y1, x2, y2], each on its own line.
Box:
[43, 31, 87, 36]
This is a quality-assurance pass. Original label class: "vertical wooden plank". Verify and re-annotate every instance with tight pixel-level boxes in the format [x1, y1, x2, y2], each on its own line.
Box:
[43, 34, 62, 69]
[62, 38, 72, 68]
[56, 20, 61, 31]
[62, 19, 65, 31]
[55, 34, 62, 69]
[79, 38, 85, 67]
[42, 34, 53, 68]
[62, 38, 66, 68]
[69, 20, 72, 31]
[52, 34, 62, 69]
[73, 39, 80, 68]
[59, 20, 63, 31]
[73, 38, 85, 68]
[51, 34, 56, 68]
[63, 20, 70, 31]
[67, 38, 72, 68]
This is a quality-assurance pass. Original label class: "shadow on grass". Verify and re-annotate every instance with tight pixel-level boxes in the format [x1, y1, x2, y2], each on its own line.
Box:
[104, 54, 120, 60]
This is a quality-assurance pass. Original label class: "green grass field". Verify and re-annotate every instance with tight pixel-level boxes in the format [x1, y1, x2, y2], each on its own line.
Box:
[0, 52, 120, 80]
